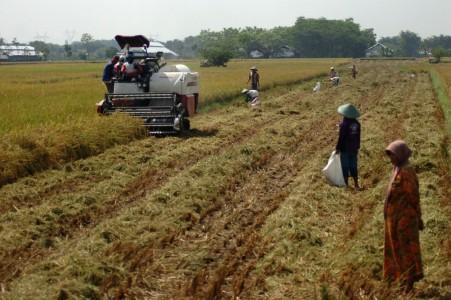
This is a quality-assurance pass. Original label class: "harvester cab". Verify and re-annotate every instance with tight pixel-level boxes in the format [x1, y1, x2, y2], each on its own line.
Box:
[97, 35, 199, 134]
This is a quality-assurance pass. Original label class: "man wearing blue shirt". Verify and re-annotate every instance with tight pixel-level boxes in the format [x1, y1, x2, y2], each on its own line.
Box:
[102, 55, 119, 93]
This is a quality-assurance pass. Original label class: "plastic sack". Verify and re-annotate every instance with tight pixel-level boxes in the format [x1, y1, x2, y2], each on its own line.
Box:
[322, 151, 346, 187]
[313, 81, 321, 92]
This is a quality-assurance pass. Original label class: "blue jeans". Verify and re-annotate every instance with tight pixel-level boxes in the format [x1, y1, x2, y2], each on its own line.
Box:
[340, 152, 358, 182]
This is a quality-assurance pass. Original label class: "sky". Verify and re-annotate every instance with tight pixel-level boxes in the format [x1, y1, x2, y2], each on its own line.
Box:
[1, 0, 450, 45]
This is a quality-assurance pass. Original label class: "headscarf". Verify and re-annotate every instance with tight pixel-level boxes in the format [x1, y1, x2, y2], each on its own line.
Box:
[384, 140, 413, 215]
[385, 140, 412, 167]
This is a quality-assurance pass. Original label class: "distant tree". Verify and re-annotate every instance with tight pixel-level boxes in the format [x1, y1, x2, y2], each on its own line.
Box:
[379, 36, 402, 56]
[291, 17, 375, 57]
[361, 28, 377, 48]
[78, 52, 88, 60]
[105, 46, 118, 59]
[29, 41, 50, 60]
[199, 34, 233, 67]
[0, 37, 5, 45]
[64, 40, 72, 58]
[423, 35, 451, 58]
[399, 31, 422, 57]
[432, 47, 447, 63]
[80, 33, 94, 59]
[200, 46, 233, 67]
[238, 27, 291, 58]
[423, 35, 451, 50]
[164, 39, 185, 56]
[12, 37, 19, 45]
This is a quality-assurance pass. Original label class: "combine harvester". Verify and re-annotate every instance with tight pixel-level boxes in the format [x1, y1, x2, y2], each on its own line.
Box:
[97, 35, 199, 134]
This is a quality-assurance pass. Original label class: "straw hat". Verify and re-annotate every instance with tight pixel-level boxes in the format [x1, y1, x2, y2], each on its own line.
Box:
[250, 66, 258, 70]
[337, 103, 360, 119]
[241, 89, 249, 94]
[330, 66, 335, 70]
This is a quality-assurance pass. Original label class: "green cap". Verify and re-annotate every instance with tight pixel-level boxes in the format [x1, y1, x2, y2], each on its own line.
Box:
[337, 103, 360, 119]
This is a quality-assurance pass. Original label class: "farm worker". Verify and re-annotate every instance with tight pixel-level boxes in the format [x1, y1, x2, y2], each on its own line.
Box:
[384, 140, 423, 292]
[121, 55, 139, 80]
[247, 66, 260, 90]
[329, 67, 340, 86]
[241, 89, 260, 107]
[335, 103, 361, 190]
[102, 55, 119, 93]
[329, 67, 337, 78]
[114, 55, 125, 79]
[351, 64, 358, 79]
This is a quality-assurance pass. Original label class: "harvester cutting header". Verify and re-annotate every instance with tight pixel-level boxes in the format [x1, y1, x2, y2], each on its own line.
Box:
[97, 35, 199, 134]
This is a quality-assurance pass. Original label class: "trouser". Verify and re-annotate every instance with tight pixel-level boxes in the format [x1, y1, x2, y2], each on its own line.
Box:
[104, 81, 114, 93]
[340, 152, 358, 181]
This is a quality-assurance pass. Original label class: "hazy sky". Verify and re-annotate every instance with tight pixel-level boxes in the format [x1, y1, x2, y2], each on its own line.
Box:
[1, 0, 450, 44]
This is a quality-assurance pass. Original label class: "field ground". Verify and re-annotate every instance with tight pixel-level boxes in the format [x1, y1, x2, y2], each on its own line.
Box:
[0, 60, 449, 299]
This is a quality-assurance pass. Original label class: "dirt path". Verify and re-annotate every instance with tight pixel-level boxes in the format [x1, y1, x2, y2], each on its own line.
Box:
[0, 62, 449, 299]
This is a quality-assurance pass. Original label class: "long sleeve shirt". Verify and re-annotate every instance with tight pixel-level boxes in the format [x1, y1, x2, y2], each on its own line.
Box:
[102, 61, 115, 82]
[336, 118, 361, 153]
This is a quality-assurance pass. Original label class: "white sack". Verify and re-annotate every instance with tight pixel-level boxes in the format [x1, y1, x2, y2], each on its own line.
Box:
[313, 81, 321, 92]
[322, 151, 346, 187]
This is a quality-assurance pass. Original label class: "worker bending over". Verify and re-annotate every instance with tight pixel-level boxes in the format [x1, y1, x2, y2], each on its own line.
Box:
[241, 89, 260, 108]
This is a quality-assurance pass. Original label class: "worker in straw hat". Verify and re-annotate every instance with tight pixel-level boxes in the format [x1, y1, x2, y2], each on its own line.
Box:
[335, 103, 361, 190]
[247, 66, 260, 90]
[329, 66, 340, 86]
[241, 88, 260, 108]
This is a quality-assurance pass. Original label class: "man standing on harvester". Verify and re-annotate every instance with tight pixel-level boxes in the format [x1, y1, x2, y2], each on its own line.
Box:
[102, 55, 120, 93]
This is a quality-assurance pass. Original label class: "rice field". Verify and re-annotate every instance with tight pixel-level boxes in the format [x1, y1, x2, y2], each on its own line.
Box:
[0, 60, 449, 299]
[0, 59, 347, 187]
[0, 59, 347, 134]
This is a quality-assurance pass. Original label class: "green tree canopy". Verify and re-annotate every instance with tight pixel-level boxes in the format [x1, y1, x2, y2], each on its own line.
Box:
[64, 41, 72, 58]
[291, 17, 375, 57]
[29, 41, 50, 59]
[80, 33, 94, 59]
[399, 31, 422, 57]
[432, 47, 448, 62]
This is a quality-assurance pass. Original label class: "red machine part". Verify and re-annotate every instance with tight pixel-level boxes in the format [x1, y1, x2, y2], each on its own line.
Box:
[179, 94, 198, 117]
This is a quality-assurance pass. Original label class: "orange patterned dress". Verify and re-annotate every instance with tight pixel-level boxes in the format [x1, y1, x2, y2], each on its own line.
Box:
[384, 165, 423, 285]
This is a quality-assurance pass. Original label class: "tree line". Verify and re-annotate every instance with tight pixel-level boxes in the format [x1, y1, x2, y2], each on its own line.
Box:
[166, 17, 377, 59]
[1, 17, 450, 61]
[167, 18, 451, 60]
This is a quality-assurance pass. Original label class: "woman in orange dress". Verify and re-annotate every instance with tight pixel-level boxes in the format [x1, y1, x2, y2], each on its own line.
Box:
[384, 140, 424, 292]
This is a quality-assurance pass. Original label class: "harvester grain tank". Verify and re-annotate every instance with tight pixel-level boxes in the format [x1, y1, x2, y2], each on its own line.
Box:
[96, 35, 199, 134]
